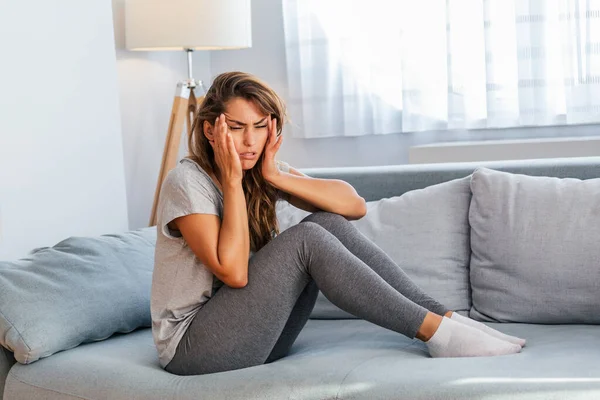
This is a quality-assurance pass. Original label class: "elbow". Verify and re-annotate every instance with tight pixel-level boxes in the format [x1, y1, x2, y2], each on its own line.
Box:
[230, 278, 248, 289]
[345, 197, 367, 221]
[217, 263, 249, 289]
[218, 258, 249, 288]
[358, 197, 367, 217]
[225, 272, 248, 289]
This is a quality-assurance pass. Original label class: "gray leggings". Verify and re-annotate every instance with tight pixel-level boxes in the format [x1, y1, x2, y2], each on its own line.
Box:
[164, 211, 449, 376]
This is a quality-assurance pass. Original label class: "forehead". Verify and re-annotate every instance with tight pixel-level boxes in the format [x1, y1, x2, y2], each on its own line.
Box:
[224, 97, 267, 123]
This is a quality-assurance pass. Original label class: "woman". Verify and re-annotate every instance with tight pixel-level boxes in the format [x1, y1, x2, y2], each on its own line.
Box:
[151, 71, 525, 376]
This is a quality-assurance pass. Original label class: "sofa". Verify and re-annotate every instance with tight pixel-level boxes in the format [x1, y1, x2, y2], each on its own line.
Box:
[1, 156, 600, 400]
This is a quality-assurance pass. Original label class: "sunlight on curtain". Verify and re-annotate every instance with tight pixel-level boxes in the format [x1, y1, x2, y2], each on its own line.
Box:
[282, 0, 600, 138]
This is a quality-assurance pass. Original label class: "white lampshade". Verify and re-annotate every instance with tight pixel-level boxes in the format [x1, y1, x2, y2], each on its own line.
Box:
[125, 0, 252, 51]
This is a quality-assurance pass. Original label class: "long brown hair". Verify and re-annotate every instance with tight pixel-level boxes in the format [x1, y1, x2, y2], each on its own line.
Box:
[187, 71, 288, 253]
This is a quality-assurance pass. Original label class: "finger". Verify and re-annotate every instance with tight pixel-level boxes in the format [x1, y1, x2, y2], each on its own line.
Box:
[213, 115, 221, 147]
[222, 114, 229, 148]
[265, 116, 271, 147]
[273, 118, 280, 149]
[226, 133, 238, 159]
[218, 114, 227, 150]
[269, 119, 277, 149]
[271, 117, 277, 143]
[267, 122, 277, 153]
[275, 134, 283, 151]
[221, 113, 227, 131]
[264, 116, 272, 146]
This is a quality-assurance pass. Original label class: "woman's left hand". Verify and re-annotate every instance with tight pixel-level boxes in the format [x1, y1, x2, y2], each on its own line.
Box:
[262, 116, 283, 182]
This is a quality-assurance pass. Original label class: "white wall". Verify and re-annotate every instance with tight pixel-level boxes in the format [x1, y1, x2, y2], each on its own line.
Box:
[0, 0, 129, 261]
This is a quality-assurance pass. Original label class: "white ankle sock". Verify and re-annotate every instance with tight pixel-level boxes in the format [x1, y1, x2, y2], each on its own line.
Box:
[425, 317, 522, 358]
[450, 312, 526, 347]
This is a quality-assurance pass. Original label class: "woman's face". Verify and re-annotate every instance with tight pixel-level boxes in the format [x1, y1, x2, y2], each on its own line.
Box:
[206, 97, 270, 171]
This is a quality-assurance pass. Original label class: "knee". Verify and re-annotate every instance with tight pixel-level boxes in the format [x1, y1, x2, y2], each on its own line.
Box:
[287, 220, 328, 238]
[301, 211, 347, 227]
[283, 221, 333, 249]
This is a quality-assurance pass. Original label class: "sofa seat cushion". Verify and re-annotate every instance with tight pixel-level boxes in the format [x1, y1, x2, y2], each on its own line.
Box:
[4, 321, 600, 400]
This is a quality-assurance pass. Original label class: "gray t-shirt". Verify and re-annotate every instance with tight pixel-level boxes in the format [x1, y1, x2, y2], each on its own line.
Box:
[151, 157, 290, 369]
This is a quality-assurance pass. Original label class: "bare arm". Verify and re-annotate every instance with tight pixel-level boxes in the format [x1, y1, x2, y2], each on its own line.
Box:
[270, 166, 367, 220]
[217, 181, 250, 286]
[174, 180, 249, 288]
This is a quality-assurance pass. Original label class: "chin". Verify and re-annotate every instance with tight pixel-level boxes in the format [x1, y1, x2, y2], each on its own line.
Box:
[241, 160, 258, 171]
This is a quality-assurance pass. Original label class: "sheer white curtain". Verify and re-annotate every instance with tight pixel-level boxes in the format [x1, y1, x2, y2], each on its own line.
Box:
[282, 0, 600, 138]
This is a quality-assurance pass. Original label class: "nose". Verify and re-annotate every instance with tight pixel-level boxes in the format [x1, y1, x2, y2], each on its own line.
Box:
[243, 127, 257, 146]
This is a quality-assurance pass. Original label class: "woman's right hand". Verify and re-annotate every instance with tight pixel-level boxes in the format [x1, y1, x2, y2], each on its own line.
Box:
[209, 114, 243, 185]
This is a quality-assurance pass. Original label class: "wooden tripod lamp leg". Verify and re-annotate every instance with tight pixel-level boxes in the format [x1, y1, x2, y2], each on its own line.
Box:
[148, 85, 191, 227]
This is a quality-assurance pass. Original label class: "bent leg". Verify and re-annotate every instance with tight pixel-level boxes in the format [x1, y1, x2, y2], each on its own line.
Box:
[301, 211, 450, 316]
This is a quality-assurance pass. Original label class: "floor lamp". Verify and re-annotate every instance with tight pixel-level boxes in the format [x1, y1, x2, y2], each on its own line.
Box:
[125, 0, 253, 227]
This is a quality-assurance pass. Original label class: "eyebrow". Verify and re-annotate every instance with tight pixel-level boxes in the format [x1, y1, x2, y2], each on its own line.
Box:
[225, 116, 267, 126]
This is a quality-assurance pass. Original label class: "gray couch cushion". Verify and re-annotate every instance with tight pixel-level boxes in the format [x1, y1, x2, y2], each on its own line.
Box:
[0, 227, 156, 365]
[5, 321, 600, 400]
[469, 167, 600, 323]
[277, 177, 472, 318]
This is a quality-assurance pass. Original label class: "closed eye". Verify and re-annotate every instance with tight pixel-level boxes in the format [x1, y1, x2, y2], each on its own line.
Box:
[228, 125, 268, 130]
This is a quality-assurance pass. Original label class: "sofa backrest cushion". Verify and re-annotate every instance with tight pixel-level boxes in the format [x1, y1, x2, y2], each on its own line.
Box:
[277, 176, 473, 319]
[469, 167, 600, 323]
[0, 227, 156, 365]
